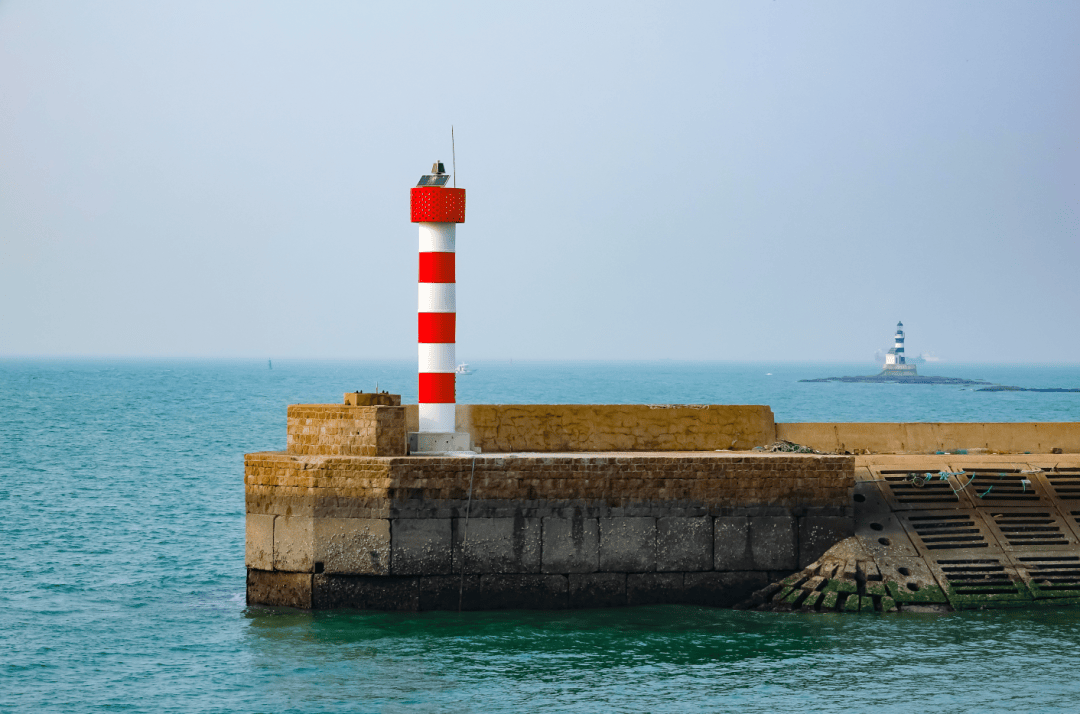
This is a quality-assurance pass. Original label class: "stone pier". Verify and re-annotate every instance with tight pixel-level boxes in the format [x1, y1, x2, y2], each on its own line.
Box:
[245, 400, 854, 609]
[245, 398, 1079, 611]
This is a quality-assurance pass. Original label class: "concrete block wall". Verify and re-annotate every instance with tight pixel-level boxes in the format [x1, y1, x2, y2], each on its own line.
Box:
[246, 502, 854, 610]
[286, 405, 405, 457]
[776, 422, 1080, 455]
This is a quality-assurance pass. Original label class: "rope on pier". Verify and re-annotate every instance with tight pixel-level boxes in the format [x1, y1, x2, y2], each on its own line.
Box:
[458, 455, 477, 613]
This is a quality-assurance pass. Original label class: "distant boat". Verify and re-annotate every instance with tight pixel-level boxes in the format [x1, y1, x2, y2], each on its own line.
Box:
[456, 363, 474, 375]
[268, 359, 272, 370]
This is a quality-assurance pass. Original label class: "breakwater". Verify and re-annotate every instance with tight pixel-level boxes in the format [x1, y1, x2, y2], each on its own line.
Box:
[245, 399, 1080, 610]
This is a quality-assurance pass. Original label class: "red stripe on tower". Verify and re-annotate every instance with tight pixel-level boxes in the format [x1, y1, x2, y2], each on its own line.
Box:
[417, 312, 456, 344]
[418, 252, 455, 283]
[412, 163, 465, 433]
[418, 373, 456, 403]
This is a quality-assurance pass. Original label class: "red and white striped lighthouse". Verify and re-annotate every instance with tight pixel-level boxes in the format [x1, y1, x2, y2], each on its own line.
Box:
[411, 161, 465, 435]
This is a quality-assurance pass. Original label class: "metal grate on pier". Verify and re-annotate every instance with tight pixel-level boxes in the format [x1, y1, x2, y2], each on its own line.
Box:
[982, 509, 1079, 551]
[876, 470, 965, 510]
[864, 457, 1080, 610]
[952, 466, 1052, 507]
[898, 511, 997, 554]
[926, 557, 1031, 609]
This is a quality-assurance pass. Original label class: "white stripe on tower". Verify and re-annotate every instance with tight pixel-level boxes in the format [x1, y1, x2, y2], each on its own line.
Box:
[418, 222, 456, 433]
[418, 283, 456, 312]
[419, 222, 455, 253]
[418, 343, 456, 373]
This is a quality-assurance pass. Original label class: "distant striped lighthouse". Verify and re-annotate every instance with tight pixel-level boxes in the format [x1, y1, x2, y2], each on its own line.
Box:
[408, 161, 471, 451]
[882, 321, 917, 375]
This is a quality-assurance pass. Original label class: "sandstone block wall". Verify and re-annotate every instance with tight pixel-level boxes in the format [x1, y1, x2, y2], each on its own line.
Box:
[403, 404, 776, 452]
[245, 452, 853, 518]
[286, 405, 405, 457]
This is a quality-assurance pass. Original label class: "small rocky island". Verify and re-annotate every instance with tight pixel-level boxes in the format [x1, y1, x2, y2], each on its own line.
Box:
[800, 374, 988, 385]
[802, 322, 989, 385]
[802, 321, 1078, 391]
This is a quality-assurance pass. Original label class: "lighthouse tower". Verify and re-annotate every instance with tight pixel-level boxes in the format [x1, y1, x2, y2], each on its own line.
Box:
[407, 161, 473, 454]
[882, 321, 917, 375]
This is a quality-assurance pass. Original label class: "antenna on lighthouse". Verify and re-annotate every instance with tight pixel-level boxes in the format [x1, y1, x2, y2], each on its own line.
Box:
[451, 126, 456, 188]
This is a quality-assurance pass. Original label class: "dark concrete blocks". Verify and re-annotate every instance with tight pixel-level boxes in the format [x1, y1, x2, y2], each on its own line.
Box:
[247, 569, 312, 609]
[412, 574, 572, 610]
[312, 574, 419, 610]
[475, 575, 569, 610]
[714, 516, 753, 570]
[419, 575, 478, 611]
[600, 517, 657, 572]
[714, 516, 797, 571]
[627, 573, 684, 606]
[751, 516, 798, 570]
[255, 506, 854, 611]
[392, 519, 451, 575]
[569, 573, 627, 608]
[798, 516, 855, 568]
[684, 572, 769, 608]
[307, 574, 568, 611]
[657, 517, 712, 572]
[453, 515, 541, 574]
[542, 512, 599, 573]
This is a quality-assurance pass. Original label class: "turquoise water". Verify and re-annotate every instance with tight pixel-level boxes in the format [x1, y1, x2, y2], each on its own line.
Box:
[3, 359, 1080, 712]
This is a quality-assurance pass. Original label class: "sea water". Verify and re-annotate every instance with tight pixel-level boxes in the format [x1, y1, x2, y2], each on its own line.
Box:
[2, 359, 1080, 713]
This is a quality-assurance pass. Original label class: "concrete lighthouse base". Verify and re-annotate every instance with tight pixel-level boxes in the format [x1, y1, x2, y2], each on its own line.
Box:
[408, 431, 474, 455]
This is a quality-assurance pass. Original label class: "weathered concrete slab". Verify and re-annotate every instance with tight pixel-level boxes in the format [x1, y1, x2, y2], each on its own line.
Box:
[245, 513, 275, 570]
[315, 518, 390, 575]
[750, 516, 797, 570]
[684, 571, 769, 607]
[569, 573, 627, 608]
[782, 422, 1080, 455]
[274, 516, 314, 572]
[657, 516, 712, 572]
[872, 555, 948, 605]
[453, 516, 541, 574]
[312, 574, 419, 610]
[852, 481, 919, 560]
[627, 573, 684, 606]
[247, 569, 312, 608]
[392, 519, 452, 575]
[714, 516, 752, 570]
[542, 513, 599, 573]
[600, 517, 657, 572]
[799, 516, 855, 568]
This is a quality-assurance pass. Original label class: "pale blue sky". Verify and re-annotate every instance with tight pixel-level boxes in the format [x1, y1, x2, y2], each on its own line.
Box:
[2, 1, 1077, 362]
